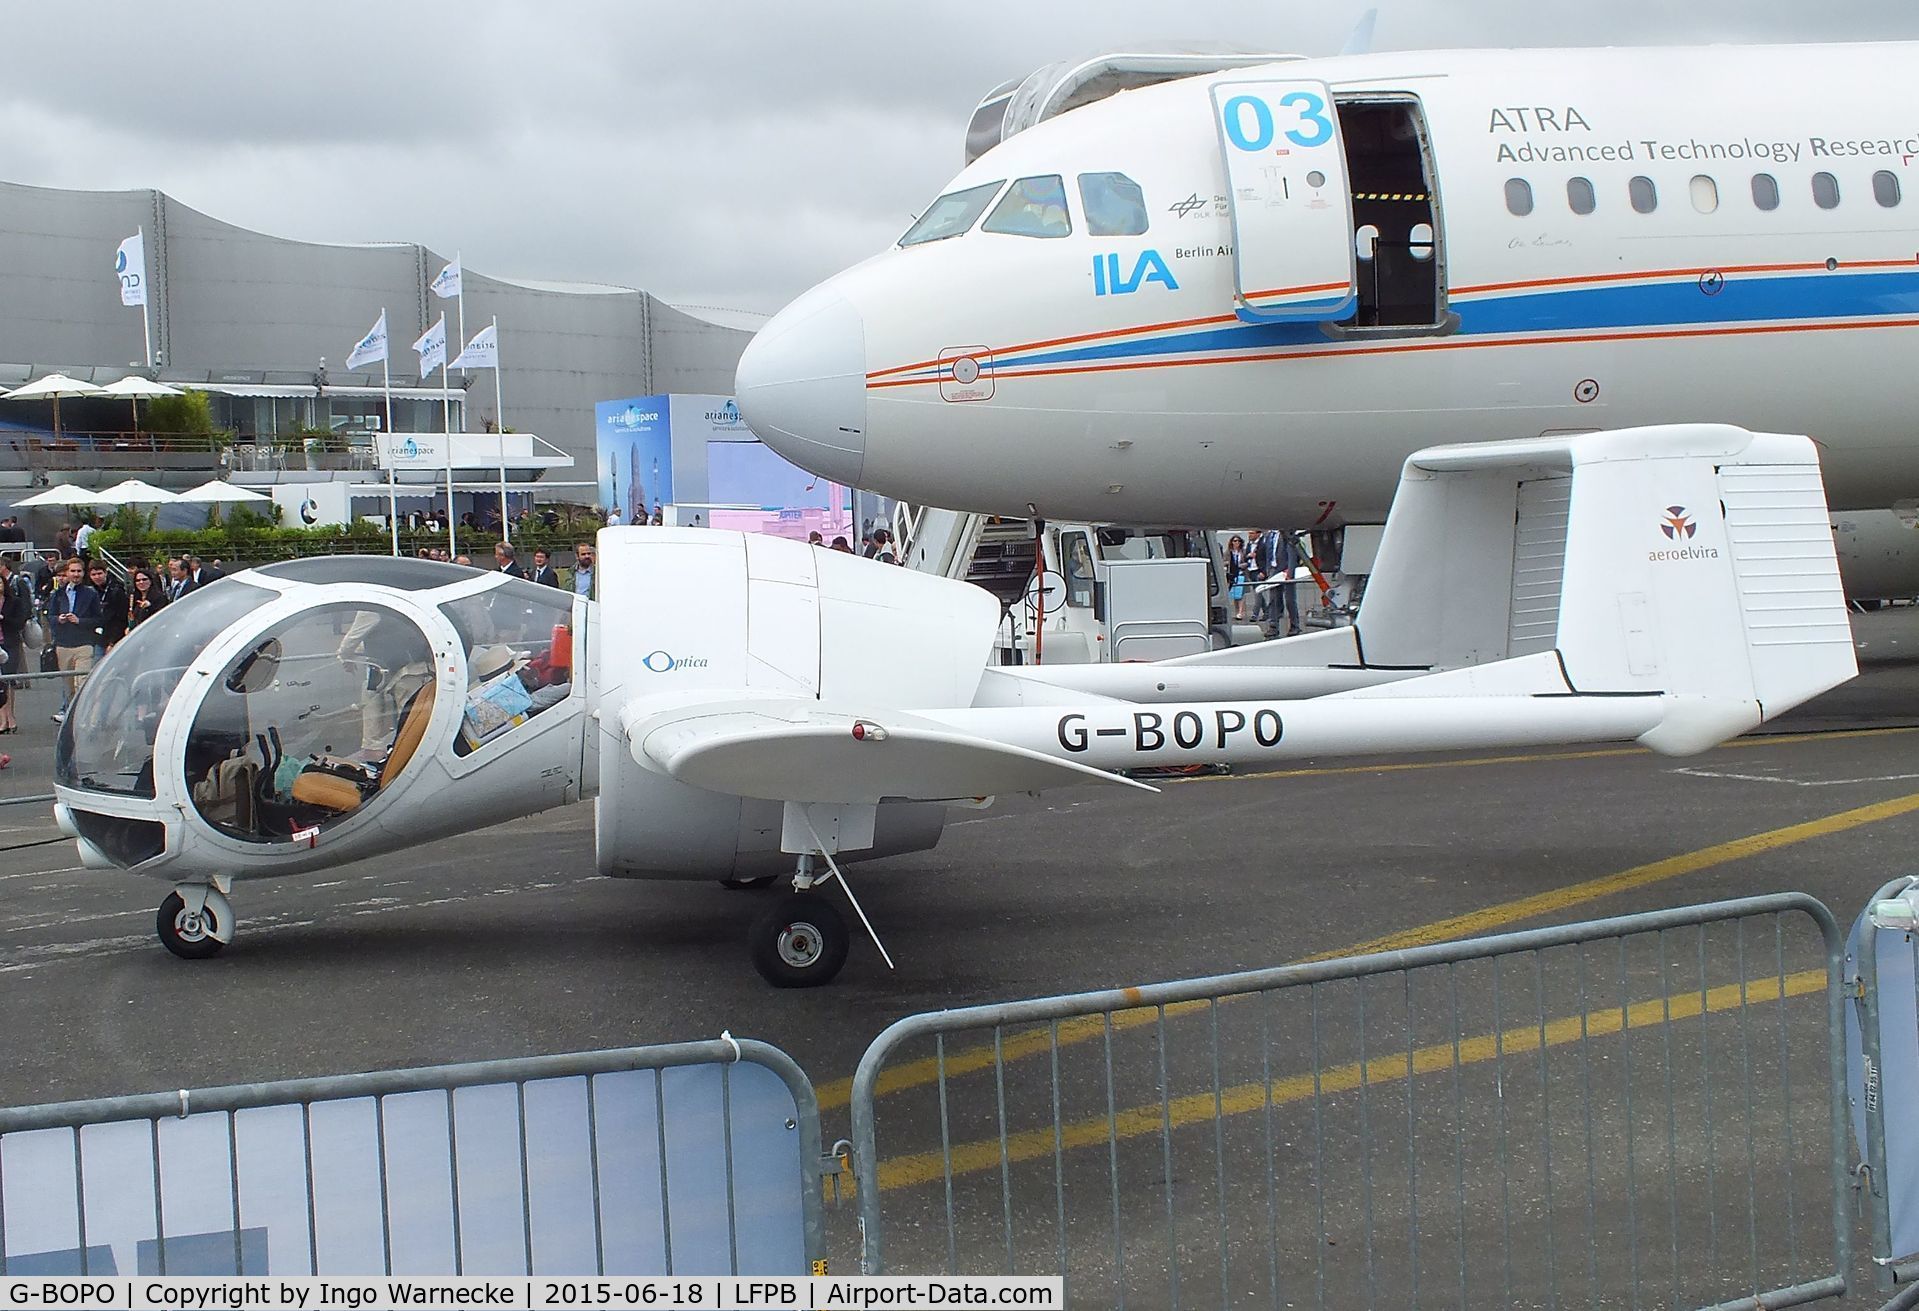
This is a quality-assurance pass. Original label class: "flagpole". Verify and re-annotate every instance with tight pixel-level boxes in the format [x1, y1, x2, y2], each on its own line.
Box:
[442, 346, 455, 559]
[137, 225, 152, 369]
[382, 310, 397, 556]
[492, 316, 508, 545]
[451, 255, 465, 556]
[454, 251, 465, 384]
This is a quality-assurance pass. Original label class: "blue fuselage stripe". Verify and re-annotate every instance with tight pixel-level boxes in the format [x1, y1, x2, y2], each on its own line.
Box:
[981, 268, 1919, 374]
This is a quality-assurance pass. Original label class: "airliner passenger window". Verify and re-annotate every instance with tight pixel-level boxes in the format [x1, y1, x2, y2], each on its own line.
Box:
[1355, 224, 1380, 261]
[898, 181, 1005, 247]
[1078, 172, 1149, 236]
[1690, 175, 1719, 214]
[1504, 178, 1533, 216]
[1566, 177, 1596, 215]
[1629, 176, 1657, 214]
[1875, 170, 1902, 207]
[982, 175, 1072, 238]
[1812, 172, 1841, 209]
[1752, 173, 1780, 211]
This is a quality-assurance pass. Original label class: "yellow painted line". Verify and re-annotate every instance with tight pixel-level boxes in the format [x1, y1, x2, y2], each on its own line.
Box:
[871, 968, 1827, 1192]
[1727, 725, 1919, 749]
[1176, 724, 1919, 786]
[815, 785, 1919, 1112]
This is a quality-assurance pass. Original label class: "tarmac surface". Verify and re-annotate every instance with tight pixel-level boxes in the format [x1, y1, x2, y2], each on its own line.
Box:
[1, 605, 1916, 1301]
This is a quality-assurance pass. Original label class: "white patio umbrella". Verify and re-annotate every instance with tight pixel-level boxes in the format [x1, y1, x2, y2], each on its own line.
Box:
[176, 480, 269, 504]
[92, 478, 180, 506]
[97, 376, 182, 434]
[1, 373, 104, 437]
[13, 484, 100, 508]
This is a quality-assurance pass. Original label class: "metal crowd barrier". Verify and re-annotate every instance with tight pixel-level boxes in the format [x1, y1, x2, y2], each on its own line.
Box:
[849, 893, 1852, 1310]
[0, 1036, 826, 1276]
[1851, 876, 1919, 1294]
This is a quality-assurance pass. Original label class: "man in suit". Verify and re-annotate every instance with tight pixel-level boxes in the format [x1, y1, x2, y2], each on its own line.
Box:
[86, 560, 128, 652]
[49, 557, 100, 722]
[166, 556, 192, 600]
[529, 548, 561, 588]
[1253, 529, 1303, 637]
[493, 541, 525, 579]
[182, 554, 217, 591]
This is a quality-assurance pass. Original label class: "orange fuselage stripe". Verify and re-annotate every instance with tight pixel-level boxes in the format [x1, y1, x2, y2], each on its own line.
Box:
[865, 314, 1919, 392]
[865, 256, 1919, 384]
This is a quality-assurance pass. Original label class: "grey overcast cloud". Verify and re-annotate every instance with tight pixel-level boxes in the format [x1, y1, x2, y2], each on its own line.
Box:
[8, 2, 1916, 317]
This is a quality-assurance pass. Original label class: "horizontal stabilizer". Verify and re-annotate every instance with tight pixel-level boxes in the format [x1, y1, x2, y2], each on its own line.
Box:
[622, 696, 1156, 804]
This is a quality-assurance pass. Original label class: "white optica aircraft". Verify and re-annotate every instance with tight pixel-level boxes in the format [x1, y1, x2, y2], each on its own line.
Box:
[735, 42, 1919, 588]
[55, 426, 1852, 986]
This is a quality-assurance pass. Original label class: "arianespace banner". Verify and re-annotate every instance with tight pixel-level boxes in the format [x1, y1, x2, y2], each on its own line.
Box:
[594, 394, 673, 523]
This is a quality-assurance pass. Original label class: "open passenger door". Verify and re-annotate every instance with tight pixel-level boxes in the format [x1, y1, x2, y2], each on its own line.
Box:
[1210, 79, 1357, 323]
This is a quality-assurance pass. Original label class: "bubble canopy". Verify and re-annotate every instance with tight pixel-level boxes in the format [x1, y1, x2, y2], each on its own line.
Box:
[57, 562, 578, 857]
[58, 579, 274, 798]
[187, 600, 437, 843]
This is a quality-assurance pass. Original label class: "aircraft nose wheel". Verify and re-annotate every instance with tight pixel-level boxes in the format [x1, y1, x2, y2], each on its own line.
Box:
[157, 889, 231, 960]
[750, 893, 850, 987]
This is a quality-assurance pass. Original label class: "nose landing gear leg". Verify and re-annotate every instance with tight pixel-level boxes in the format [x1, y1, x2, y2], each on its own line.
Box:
[157, 878, 235, 960]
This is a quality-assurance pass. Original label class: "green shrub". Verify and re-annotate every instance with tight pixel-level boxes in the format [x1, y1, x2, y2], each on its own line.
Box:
[142, 389, 217, 436]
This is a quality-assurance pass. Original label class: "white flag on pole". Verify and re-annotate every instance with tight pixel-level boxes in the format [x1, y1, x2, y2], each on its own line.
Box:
[346, 310, 389, 370]
[412, 314, 447, 375]
[429, 256, 462, 300]
[115, 232, 146, 306]
[451, 322, 497, 372]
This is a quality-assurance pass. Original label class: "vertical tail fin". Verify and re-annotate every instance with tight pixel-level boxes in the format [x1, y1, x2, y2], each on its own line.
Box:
[1348, 425, 1855, 749]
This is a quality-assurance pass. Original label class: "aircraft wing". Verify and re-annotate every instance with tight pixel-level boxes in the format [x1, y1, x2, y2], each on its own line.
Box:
[621, 695, 1157, 805]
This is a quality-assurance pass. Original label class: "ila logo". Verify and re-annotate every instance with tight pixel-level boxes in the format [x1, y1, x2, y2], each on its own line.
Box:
[1092, 250, 1179, 296]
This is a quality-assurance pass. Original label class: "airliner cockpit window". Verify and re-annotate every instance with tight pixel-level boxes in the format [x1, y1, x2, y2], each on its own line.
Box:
[982, 175, 1072, 238]
[186, 603, 435, 844]
[1079, 172, 1149, 235]
[898, 181, 1005, 247]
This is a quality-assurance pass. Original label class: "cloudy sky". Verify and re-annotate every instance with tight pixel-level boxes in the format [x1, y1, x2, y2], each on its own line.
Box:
[8, 2, 1915, 317]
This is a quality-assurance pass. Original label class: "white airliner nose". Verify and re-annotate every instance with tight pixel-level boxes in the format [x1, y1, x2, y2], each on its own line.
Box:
[734, 291, 868, 487]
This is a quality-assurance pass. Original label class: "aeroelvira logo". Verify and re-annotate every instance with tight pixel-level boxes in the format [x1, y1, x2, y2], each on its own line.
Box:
[1650, 504, 1720, 562]
[1659, 506, 1696, 540]
[642, 649, 709, 673]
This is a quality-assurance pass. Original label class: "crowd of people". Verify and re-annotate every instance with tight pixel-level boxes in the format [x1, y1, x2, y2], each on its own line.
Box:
[1224, 528, 1307, 637]
[412, 540, 596, 597]
[8, 544, 227, 727]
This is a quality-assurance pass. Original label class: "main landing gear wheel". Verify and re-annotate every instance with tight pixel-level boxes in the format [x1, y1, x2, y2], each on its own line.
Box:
[157, 891, 228, 960]
[719, 875, 778, 891]
[750, 893, 849, 988]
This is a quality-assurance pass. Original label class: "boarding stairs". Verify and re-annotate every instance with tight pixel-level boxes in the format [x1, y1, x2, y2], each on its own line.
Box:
[893, 503, 1037, 607]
